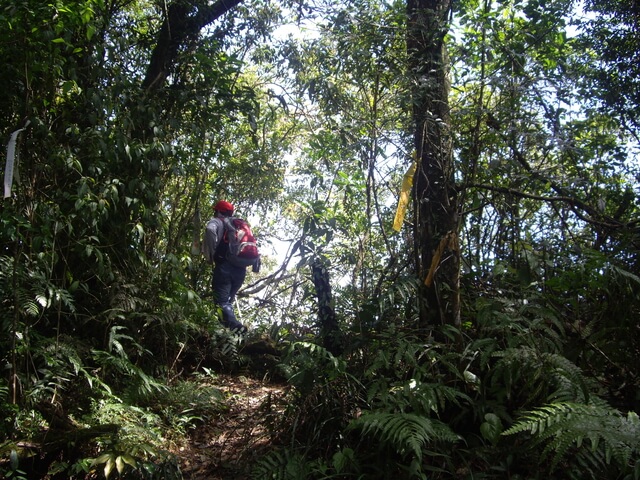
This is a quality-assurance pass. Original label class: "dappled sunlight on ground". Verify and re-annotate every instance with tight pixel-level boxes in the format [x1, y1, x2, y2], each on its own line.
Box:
[176, 375, 287, 479]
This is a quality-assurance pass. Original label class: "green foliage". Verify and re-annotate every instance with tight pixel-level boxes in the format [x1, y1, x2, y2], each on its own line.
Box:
[48, 373, 224, 479]
[488, 347, 591, 407]
[253, 445, 369, 479]
[260, 327, 472, 478]
[0, 384, 20, 462]
[473, 288, 566, 353]
[543, 251, 640, 408]
[0, 446, 28, 480]
[294, 294, 637, 479]
[373, 377, 472, 418]
[87, 400, 181, 479]
[280, 341, 347, 393]
[579, 0, 640, 133]
[92, 348, 165, 402]
[145, 378, 225, 436]
[1, 0, 639, 479]
[504, 402, 640, 477]
[89, 443, 182, 480]
[251, 448, 325, 480]
[349, 411, 460, 465]
[273, 342, 363, 452]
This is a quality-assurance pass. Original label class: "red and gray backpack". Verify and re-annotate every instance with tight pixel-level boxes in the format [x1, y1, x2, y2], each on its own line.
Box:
[222, 217, 260, 268]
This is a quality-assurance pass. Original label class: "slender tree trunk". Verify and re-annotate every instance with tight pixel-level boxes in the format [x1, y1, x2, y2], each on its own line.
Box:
[311, 258, 342, 355]
[406, 0, 460, 328]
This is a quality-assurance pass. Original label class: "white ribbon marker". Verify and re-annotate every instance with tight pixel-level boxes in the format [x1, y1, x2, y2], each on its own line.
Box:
[4, 120, 30, 199]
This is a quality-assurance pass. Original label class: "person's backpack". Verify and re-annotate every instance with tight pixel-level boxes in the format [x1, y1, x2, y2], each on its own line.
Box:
[222, 217, 261, 268]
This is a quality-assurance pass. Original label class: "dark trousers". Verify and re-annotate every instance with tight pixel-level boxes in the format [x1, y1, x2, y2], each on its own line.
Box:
[212, 261, 247, 331]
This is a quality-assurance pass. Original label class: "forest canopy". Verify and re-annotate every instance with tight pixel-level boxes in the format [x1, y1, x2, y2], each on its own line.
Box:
[0, 0, 639, 478]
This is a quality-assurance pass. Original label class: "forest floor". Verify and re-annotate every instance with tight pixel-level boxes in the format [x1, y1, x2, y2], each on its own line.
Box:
[174, 374, 288, 480]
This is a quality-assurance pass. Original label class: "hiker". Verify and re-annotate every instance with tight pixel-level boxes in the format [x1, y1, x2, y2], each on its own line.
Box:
[203, 200, 259, 333]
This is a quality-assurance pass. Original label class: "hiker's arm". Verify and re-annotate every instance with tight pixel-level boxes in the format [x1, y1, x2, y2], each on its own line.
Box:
[202, 219, 221, 263]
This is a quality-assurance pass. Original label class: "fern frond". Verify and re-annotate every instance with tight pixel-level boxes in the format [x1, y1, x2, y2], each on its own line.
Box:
[281, 341, 347, 394]
[289, 341, 344, 372]
[543, 352, 591, 403]
[415, 381, 471, 414]
[503, 402, 640, 473]
[92, 349, 166, 399]
[491, 347, 591, 405]
[251, 449, 311, 480]
[252, 449, 287, 479]
[387, 380, 471, 416]
[349, 412, 460, 463]
[609, 264, 640, 286]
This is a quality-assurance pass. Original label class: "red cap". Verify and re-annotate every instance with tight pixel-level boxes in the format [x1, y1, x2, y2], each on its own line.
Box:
[214, 200, 234, 215]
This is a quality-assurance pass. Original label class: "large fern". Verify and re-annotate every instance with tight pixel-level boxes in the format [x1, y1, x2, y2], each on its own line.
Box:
[251, 448, 317, 480]
[279, 341, 347, 394]
[489, 346, 591, 406]
[368, 378, 471, 419]
[91, 348, 167, 400]
[348, 411, 460, 464]
[503, 402, 640, 475]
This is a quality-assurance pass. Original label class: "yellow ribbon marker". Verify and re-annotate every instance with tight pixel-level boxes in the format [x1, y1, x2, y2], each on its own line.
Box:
[424, 231, 459, 287]
[393, 159, 417, 232]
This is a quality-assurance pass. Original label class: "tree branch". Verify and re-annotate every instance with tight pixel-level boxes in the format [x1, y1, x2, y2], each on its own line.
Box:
[143, 0, 244, 91]
[463, 182, 639, 230]
[481, 120, 640, 230]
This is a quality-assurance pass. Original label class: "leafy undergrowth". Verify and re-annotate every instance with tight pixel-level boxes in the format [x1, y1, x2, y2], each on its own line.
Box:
[174, 374, 288, 480]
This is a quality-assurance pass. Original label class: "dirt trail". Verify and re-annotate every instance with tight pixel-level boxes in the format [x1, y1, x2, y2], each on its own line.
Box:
[177, 375, 287, 480]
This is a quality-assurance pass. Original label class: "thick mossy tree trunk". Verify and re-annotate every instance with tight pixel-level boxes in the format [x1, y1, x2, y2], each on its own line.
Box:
[406, 0, 461, 328]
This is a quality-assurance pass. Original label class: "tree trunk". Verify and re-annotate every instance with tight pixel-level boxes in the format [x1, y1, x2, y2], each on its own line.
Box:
[311, 258, 342, 355]
[406, 0, 460, 328]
